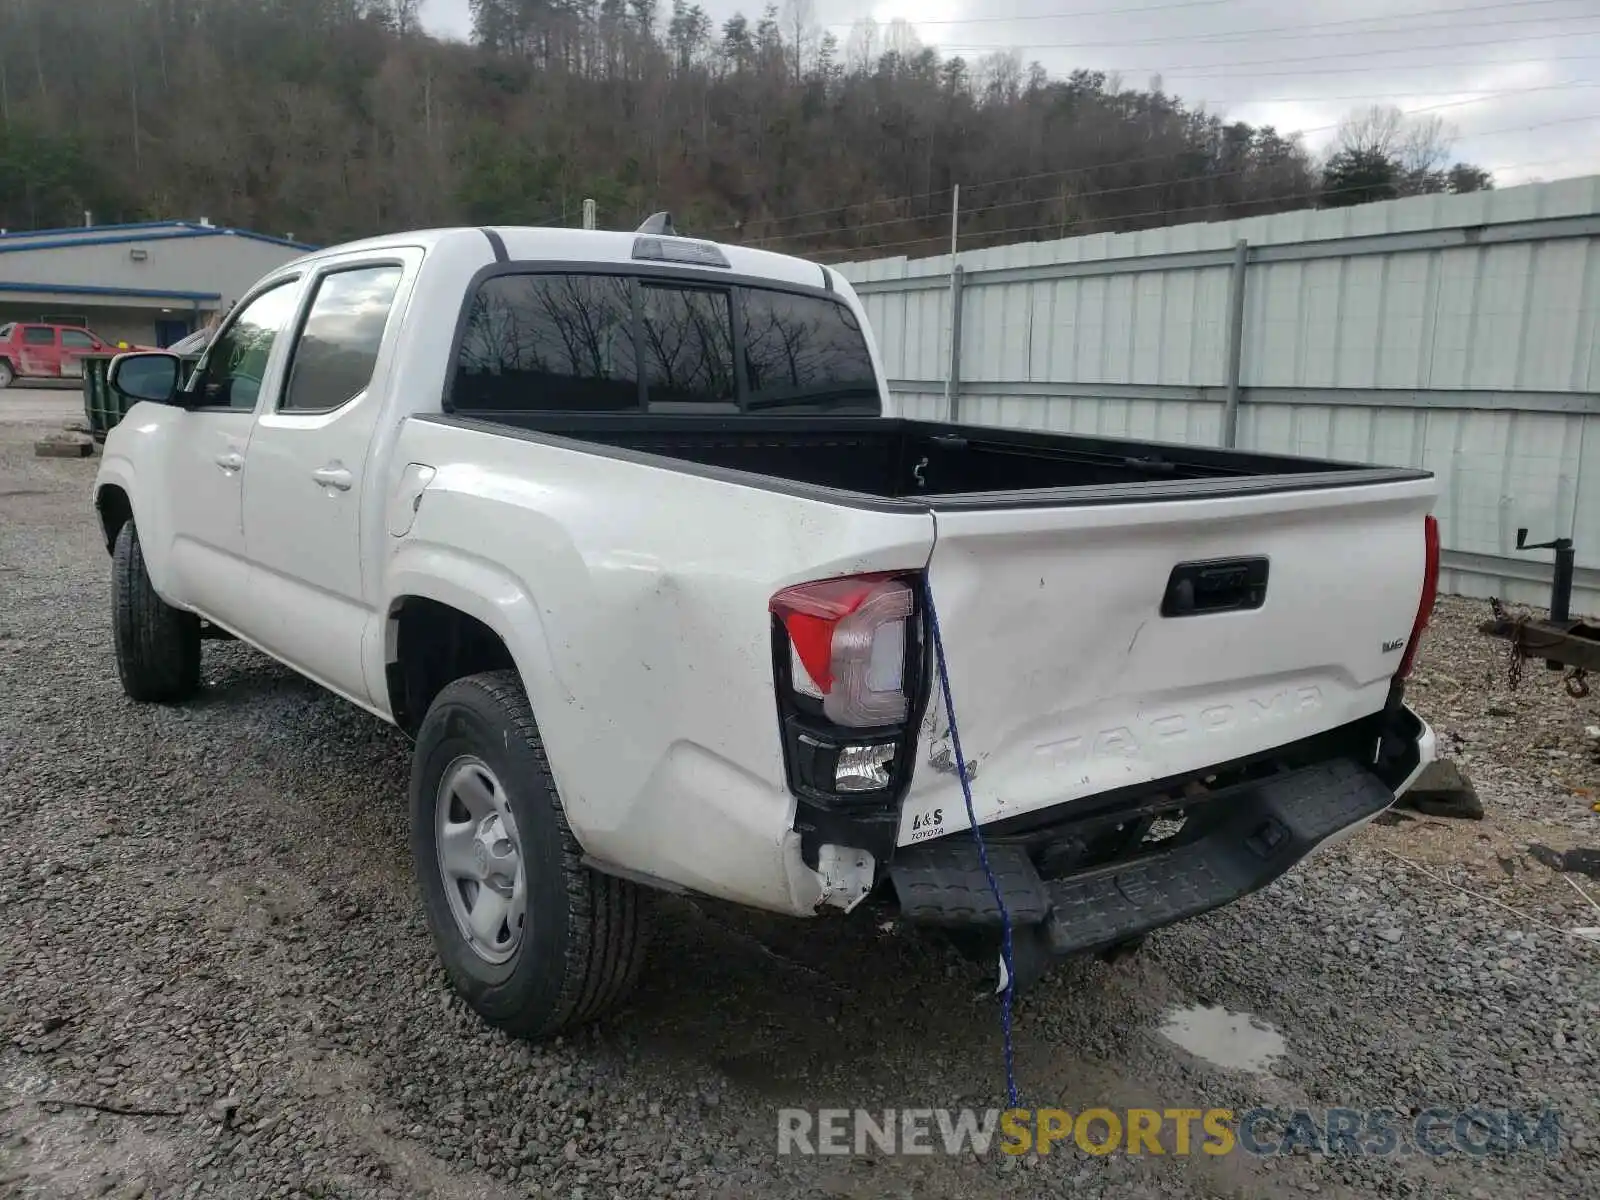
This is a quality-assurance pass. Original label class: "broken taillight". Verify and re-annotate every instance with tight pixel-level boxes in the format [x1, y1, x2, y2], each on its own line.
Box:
[770, 574, 913, 728]
[1395, 515, 1441, 681]
[770, 573, 921, 804]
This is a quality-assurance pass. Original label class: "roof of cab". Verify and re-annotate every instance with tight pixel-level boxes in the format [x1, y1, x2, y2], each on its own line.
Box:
[286, 226, 834, 292]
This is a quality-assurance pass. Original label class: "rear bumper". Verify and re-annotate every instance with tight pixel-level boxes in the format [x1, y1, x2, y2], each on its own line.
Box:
[891, 706, 1432, 983]
[1311, 708, 1434, 855]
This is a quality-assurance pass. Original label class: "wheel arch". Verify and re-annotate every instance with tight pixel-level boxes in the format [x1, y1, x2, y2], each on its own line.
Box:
[382, 555, 564, 739]
[95, 483, 134, 554]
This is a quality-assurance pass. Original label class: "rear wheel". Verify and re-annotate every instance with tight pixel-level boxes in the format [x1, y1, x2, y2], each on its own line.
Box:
[411, 670, 647, 1037]
[111, 521, 201, 702]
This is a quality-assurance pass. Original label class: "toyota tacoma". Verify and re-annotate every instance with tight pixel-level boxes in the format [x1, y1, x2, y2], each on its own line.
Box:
[92, 220, 1438, 1034]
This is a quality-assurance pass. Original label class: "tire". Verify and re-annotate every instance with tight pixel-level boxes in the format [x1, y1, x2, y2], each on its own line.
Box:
[0, 360, 13, 389]
[111, 521, 201, 703]
[411, 670, 647, 1037]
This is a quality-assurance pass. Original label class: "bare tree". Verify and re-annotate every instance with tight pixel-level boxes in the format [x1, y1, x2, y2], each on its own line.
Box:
[1339, 105, 1455, 172]
[976, 51, 1023, 106]
[844, 17, 878, 75]
[1399, 113, 1454, 176]
[1337, 105, 1406, 157]
[382, 0, 421, 35]
[782, 0, 815, 84]
[1324, 103, 1492, 205]
[882, 17, 920, 60]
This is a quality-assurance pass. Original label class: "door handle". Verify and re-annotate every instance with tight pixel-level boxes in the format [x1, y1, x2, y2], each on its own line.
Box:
[214, 451, 244, 473]
[312, 465, 353, 492]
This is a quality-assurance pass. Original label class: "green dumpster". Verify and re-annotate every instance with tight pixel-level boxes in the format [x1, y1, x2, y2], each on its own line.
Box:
[81, 352, 201, 441]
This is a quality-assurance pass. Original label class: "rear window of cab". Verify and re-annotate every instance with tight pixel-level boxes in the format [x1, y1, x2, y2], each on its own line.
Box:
[450, 273, 880, 417]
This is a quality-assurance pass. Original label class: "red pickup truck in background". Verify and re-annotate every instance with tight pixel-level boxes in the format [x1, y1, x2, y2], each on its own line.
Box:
[0, 322, 147, 388]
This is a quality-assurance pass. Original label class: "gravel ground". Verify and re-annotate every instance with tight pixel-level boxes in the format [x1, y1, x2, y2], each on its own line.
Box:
[0, 389, 83, 424]
[2, 414, 1597, 1200]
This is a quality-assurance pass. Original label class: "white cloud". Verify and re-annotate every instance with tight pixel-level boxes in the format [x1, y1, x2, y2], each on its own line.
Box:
[422, 0, 472, 39]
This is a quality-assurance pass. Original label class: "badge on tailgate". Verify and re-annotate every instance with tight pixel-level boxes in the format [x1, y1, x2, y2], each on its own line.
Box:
[1160, 557, 1269, 617]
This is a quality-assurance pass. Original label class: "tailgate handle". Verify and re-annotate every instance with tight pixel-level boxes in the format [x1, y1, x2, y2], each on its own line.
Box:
[1161, 557, 1269, 617]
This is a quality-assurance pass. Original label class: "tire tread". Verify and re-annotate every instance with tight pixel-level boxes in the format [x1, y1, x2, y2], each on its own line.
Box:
[112, 522, 200, 703]
[433, 670, 647, 1037]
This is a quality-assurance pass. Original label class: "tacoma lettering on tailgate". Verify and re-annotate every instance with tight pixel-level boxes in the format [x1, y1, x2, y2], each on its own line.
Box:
[1036, 685, 1324, 769]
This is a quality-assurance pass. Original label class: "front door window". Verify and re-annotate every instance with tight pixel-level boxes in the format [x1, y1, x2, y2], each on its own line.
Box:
[192, 282, 301, 410]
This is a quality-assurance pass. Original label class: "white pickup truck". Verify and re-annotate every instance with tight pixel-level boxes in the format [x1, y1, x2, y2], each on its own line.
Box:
[94, 221, 1438, 1036]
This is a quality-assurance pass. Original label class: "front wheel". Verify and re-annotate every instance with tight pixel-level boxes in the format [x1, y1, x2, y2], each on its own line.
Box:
[111, 521, 201, 702]
[410, 670, 647, 1037]
[0, 360, 14, 389]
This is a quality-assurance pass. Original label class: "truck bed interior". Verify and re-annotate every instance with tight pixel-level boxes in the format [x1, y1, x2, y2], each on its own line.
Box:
[449, 412, 1405, 501]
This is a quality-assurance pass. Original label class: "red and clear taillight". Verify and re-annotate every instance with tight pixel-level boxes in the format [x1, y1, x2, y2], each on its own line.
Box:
[770, 573, 920, 799]
[772, 575, 913, 727]
[1395, 515, 1440, 681]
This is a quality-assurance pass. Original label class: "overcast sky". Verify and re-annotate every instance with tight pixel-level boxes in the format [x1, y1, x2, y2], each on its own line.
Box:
[421, 0, 1600, 186]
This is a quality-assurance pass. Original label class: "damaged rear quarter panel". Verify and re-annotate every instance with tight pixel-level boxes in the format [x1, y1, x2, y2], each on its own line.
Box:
[391, 417, 936, 907]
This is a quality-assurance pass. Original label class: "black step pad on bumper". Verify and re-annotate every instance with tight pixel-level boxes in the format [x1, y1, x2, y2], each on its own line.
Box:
[890, 758, 1395, 956]
[893, 842, 1054, 925]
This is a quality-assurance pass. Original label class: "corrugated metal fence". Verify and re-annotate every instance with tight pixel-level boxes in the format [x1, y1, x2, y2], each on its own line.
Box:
[836, 176, 1600, 615]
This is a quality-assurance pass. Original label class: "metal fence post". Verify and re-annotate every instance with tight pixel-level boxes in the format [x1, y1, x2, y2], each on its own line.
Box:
[1221, 237, 1250, 448]
[943, 184, 964, 422]
[947, 264, 965, 423]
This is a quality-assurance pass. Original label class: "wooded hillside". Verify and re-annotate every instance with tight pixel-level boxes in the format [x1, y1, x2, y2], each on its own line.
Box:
[0, 0, 1492, 259]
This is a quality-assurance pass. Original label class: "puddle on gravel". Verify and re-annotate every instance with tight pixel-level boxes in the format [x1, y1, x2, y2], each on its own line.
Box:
[1159, 1003, 1287, 1074]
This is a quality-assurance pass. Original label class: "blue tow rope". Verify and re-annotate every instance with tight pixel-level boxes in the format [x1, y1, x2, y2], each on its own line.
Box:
[923, 581, 1020, 1109]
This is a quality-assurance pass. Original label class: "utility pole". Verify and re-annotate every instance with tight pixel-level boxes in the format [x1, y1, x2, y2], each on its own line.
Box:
[949, 183, 959, 260]
[945, 184, 962, 422]
[582, 199, 597, 231]
[1221, 238, 1250, 448]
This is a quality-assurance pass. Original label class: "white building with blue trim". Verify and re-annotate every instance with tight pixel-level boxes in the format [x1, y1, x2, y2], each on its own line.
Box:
[0, 220, 314, 348]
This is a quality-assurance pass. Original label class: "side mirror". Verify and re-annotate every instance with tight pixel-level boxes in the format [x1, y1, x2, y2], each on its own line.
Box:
[108, 352, 184, 405]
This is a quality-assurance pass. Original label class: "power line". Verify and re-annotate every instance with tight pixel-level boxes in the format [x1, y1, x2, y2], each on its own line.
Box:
[936, 29, 1599, 64]
[956, 172, 1507, 241]
[821, 0, 1241, 29]
[1196, 83, 1600, 103]
[725, 86, 1598, 240]
[1456, 109, 1600, 140]
[751, 173, 1236, 247]
[926, 9, 1600, 53]
[819, 0, 1592, 31]
[819, 148, 1589, 262]
[1031, 52, 1600, 80]
[780, 114, 1600, 259]
[805, 156, 1576, 261]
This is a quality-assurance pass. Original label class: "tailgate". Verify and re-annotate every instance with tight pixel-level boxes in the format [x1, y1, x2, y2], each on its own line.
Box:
[897, 476, 1437, 845]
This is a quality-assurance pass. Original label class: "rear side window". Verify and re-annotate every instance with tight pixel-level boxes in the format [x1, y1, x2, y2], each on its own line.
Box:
[737, 290, 879, 412]
[23, 326, 54, 345]
[281, 264, 405, 413]
[455, 274, 637, 412]
[60, 330, 94, 349]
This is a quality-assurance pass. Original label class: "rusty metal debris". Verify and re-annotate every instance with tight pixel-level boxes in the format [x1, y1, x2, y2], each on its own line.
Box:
[1481, 597, 1598, 696]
